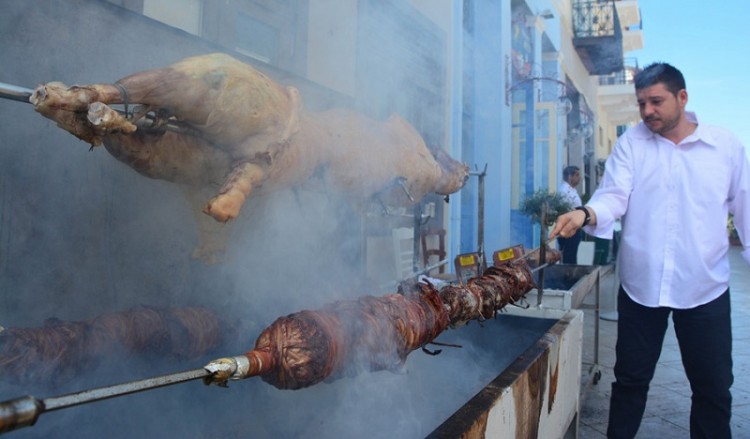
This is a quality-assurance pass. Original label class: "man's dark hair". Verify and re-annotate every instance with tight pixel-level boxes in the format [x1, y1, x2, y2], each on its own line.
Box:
[634, 62, 686, 96]
[563, 165, 580, 181]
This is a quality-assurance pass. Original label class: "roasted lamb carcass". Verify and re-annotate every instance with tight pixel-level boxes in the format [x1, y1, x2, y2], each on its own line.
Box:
[0, 306, 232, 385]
[203, 259, 533, 390]
[29, 53, 469, 261]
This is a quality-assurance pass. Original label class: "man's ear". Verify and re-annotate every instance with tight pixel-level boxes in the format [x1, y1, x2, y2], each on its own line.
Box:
[678, 89, 688, 107]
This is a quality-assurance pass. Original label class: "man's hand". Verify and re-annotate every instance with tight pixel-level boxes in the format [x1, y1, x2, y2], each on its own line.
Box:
[549, 207, 595, 240]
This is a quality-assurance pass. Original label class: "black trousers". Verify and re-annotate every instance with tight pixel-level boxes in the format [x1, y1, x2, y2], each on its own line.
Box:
[557, 229, 582, 264]
[607, 287, 733, 439]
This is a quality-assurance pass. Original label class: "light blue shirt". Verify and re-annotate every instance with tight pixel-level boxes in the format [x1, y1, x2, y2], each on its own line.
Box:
[585, 112, 750, 308]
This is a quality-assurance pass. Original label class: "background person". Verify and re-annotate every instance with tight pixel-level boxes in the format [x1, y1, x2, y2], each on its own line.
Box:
[556, 165, 583, 264]
[550, 62, 749, 439]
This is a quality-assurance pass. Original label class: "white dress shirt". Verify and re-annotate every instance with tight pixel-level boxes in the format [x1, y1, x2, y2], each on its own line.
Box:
[585, 112, 750, 308]
[559, 181, 582, 208]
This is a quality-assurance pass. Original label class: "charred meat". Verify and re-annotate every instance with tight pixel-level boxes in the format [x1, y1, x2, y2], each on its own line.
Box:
[0, 306, 230, 385]
[204, 259, 533, 390]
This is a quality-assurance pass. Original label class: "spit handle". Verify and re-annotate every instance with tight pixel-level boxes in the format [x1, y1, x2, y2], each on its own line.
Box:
[0, 396, 43, 433]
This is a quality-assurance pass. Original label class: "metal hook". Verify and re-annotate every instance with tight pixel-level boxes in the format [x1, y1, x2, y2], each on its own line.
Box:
[113, 82, 129, 119]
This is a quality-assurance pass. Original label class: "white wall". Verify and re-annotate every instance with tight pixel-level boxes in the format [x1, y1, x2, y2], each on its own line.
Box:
[306, 0, 358, 96]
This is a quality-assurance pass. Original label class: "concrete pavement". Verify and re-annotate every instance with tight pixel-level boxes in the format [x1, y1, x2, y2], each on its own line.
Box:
[577, 245, 750, 438]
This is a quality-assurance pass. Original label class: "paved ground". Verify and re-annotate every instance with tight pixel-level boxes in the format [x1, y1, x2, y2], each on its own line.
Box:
[577, 245, 750, 438]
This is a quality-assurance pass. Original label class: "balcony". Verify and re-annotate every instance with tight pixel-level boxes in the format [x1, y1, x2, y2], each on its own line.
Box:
[614, 0, 644, 52]
[572, 0, 624, 75]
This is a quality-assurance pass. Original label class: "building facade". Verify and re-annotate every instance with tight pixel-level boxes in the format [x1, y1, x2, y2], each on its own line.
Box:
[0, 0, 643, 311]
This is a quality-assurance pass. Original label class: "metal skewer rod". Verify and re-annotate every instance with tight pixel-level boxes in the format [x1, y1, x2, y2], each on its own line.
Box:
[530, 262, 550, 274]
[537, 202, 548, 307]
[408, 258, 450, 280]
[44, 367, 211, 410]
[0, 82, 33, 103]
[0, 367, 211, 434]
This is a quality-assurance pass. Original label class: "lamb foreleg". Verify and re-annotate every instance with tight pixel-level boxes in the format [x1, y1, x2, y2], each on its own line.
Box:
[204, 161, 266, 223]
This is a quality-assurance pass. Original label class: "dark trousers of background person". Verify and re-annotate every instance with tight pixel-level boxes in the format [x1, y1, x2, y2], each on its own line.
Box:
[607, 287, 733, 439]
[557, 229, 582, 264]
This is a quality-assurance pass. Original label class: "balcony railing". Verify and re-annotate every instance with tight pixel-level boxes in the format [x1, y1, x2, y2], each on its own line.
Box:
[573, 0, 619, 38]
[599, 57, 640, 85]
[572, 0, 624, 75]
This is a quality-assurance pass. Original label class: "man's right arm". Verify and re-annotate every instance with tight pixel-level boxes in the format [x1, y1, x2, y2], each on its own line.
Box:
[551, 133, 634, 240]
[549, 206, 596, 239]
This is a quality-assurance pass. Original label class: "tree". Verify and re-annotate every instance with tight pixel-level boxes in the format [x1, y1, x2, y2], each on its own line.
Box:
[519, 189, 573, 228]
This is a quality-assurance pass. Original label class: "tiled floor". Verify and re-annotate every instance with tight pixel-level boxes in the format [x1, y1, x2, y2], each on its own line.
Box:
[577, 245, 750, 438]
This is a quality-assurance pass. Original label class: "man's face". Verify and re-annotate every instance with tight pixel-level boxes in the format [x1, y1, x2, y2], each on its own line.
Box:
[636, 82, 687, 136]
[569, 171, 581, 186]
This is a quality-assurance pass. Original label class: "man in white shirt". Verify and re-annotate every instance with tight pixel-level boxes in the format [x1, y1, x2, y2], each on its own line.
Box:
[557, 165, 583, 263]
[551, 63, 749, 439]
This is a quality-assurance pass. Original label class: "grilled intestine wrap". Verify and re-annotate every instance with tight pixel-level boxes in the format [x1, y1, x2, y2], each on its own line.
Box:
[204, 259, 534, 390]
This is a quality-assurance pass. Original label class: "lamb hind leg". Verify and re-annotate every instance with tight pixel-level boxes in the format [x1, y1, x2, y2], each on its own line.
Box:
[30, 66, 212, 143]
[30, 82, 125, 145]
[30, 81, 122, 112]
[204, 162, 266, 223]
[29, 66, 204, 112]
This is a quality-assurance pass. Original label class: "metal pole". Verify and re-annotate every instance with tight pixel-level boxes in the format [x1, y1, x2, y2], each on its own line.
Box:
[0, 82, 33, 103]
[413, 201, 423, 274]
[477, 168, 485, 271]
[0, 367, 211, 433]
[469, 164, 488, 271]
[536, 202, 548, 307]
[594, 268, 601, 366]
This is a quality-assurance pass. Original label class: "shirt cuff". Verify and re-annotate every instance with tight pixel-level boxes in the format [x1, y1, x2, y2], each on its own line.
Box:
[582, 201, 615, 239]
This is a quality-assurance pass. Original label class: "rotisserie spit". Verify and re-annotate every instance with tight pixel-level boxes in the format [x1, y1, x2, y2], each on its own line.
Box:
[0, 259, 534, 433]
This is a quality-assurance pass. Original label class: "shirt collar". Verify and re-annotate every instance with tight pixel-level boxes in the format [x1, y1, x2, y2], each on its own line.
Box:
[687, 113, 721, 147]
[631, 111, 720, 147]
